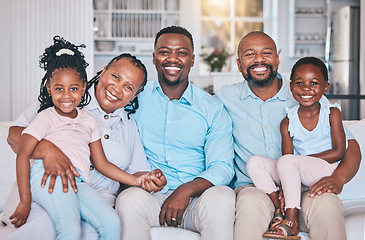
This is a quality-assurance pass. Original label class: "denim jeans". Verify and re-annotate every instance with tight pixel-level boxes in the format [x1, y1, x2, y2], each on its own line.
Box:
[30, 160, 120, 240]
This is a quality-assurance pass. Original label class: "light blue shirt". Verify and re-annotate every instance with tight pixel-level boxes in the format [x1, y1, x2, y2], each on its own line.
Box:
[133, 80, 234, 192]
[215, 75, 353, 189]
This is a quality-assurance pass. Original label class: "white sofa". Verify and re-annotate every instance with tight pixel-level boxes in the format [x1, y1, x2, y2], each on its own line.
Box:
[0, 120, 365, 240]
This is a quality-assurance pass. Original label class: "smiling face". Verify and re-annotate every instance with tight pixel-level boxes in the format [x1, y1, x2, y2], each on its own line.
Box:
[237, 33, 279, 87]
[153, 33, 194, 87]
[95, 58, 145, 114]
[290, 63, 330, 108]
[46, 68, 85, 118]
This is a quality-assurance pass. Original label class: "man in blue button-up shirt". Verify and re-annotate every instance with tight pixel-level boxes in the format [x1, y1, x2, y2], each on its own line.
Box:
[117, 26, 235, 240]
[216, 31, 361, 240]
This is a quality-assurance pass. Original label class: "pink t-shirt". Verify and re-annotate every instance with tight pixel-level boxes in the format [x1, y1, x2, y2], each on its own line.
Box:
[23, 107, 100, 183]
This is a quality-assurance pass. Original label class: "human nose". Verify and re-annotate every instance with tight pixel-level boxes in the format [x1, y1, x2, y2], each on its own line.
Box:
[63, 89, 72, 98]
[301, 83, 311, 91]
[167, 51, 179, 61]
[253, 53, 266, 63]
[113, 82, 123, 94]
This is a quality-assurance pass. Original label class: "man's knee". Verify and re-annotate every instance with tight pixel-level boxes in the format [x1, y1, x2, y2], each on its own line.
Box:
[236, 186, 272, 209]
[115, 187, 148, 217]
[302, 192, 343, 221]
[201, 186, 235, 209]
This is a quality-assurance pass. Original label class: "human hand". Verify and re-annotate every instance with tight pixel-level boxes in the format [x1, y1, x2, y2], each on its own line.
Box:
[159, 185, 190, 227]
[9, 200, 31, 228]
[38, 140, 80, 193]
[140, 169, 167, 193]
[308, 174, 345, 197]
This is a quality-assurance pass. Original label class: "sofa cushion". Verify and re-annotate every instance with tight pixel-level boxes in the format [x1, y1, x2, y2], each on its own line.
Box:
[150, 227, 200, 240]
[339, 120, 365, 201]
[0, 122, 16, 212]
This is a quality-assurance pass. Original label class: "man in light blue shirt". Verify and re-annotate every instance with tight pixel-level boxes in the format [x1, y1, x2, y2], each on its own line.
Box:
[215, 31, 361, 240]
[217, 73, 296, 189]
[117, 26, 235, 240]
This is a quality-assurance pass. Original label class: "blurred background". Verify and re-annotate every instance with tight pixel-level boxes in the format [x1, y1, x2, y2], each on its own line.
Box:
[0, 0, 363, 120]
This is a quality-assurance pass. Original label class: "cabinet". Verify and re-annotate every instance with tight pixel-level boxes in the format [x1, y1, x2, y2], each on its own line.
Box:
[288, 0, 329, 58]
[93, 0, 180, 56]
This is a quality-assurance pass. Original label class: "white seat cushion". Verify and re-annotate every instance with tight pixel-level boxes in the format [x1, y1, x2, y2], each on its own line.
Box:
[150, 227, 200, 240]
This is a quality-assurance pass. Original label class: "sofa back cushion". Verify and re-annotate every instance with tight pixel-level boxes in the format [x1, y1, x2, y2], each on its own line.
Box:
[0, 122, 16, 212]
[339, 119, 365, 201]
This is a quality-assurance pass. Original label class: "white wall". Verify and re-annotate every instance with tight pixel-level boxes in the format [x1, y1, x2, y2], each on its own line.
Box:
[0, 0, 93, 121]
[0, 0, 12, 121]
[361, 0, 365, 119]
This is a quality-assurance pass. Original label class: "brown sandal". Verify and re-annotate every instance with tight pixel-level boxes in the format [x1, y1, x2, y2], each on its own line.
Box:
[269, 208, 284, 229]
[263, 219, 301, 239]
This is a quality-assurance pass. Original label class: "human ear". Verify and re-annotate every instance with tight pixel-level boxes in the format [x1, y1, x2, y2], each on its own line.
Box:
[82, 82, 86, 95]
[46, 82, 51, 96]
[323, 82, 330, 94]
[131, 93, 139, 102]
[237, 58, 242, 72]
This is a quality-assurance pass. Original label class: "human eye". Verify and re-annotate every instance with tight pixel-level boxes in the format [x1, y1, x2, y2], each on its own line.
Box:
[244, 52, 254, 57]
[178, 50, 188, 56]
[158, 49, 169, 55]
[263, 51, 272, 56]
[125, 85, 133, 91]
[112, 74, 119, 81]
[71, 87, 78, 91]
[55, 87, 63, 91]
[311, 81, 319, 86]
[294, 81, 303, 86]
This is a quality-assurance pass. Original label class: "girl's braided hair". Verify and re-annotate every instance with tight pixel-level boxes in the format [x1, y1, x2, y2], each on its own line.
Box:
[38, 36, 90, 112]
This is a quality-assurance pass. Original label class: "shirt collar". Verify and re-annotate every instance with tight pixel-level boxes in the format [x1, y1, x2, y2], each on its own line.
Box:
[151, 80, 193, 105]
[240, 73, 290, 102]
[83, 85, 128, 124]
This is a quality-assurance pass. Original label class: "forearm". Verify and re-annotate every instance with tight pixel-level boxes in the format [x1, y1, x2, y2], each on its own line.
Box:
[8, 126, 51, 160]
[16, 156, 31, 203]
[178, 178, 213, 198]
[95, 161, 139, 186]
[332, 139, 361, 184]
[310, 149, 345, 164]
[7, 126, 24, 154]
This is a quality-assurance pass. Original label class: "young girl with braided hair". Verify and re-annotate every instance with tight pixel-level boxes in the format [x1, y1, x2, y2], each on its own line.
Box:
[9, 36, 153, 239]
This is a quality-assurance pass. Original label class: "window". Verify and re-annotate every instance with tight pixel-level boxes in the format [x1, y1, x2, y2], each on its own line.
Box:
[200, 0, 277, 73]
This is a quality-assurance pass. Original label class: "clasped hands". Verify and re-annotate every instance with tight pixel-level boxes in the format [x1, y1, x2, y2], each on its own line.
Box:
[137, 169, 167, 193]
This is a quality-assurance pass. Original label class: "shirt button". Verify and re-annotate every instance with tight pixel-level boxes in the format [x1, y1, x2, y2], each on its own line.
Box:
[262, 103, 266, 107]
[104, 115, 109, 120]
[165, 140, 168, 144]
[167, 121, 170, 124]
[90, 165, 95, 170]
[267, 146, 271, 150]
[264, 125, 268, 129]
[167, 156, 171, 160]
[104, 134, 110, 139]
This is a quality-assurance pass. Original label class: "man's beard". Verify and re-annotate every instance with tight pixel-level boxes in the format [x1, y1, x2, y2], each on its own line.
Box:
[244, 63, 276, 87]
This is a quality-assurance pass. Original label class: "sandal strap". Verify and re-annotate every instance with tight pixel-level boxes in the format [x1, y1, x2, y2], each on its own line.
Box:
[269, 209, 284, 229]
[277, 220, 298, 236]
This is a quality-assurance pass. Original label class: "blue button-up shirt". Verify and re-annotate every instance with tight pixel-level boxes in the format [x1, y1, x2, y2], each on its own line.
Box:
[216, 75, 353, 189]
[133, 80, 234, 192]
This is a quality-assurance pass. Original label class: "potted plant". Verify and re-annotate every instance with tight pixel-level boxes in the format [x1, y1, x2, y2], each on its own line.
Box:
[200, 47, 231, 72]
